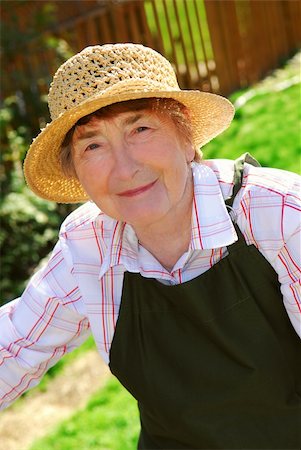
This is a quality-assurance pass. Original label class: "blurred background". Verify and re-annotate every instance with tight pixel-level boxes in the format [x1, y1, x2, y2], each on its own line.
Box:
[0, 1, 300, 449]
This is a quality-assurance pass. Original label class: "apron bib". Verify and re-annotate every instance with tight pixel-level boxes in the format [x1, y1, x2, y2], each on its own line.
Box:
[109, 155, 301, 449]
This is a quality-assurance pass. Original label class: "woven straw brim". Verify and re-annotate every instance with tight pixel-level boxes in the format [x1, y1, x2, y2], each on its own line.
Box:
[24, 85, 234, 203]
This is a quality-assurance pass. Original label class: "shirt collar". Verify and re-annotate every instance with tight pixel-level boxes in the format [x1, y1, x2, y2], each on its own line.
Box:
[99, 162, 237, 277]
[98, 219, 139, 278]
[190, 162, 237, 250]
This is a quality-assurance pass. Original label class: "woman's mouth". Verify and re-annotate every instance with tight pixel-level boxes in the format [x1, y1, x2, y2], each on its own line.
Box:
[117, 179, 157, 197]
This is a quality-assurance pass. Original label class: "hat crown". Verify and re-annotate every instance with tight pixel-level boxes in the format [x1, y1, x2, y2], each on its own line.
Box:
[48, 43, 179, 120]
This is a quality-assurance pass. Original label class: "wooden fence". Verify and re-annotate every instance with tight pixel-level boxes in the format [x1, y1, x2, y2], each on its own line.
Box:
[1, 0, 300, 127]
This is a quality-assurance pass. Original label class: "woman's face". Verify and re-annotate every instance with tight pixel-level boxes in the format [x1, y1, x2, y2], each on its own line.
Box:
[72, 109, 194, 230]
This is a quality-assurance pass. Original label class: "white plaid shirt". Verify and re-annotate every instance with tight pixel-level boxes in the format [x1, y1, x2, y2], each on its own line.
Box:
[1, 159, 300, 409]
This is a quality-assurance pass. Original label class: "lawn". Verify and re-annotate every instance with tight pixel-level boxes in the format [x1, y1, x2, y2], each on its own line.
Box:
[203, 82, 300, 173]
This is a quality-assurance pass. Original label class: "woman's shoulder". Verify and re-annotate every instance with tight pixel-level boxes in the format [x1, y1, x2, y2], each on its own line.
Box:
[58, 202, 119, 271]
[202, 156, 300, 199]
[242, 162, 300, 199]
[59, 201, 119, 240]
[60, 201, 103, 234]
[201, 157, 235, 185]
[232, 161, 300, 254]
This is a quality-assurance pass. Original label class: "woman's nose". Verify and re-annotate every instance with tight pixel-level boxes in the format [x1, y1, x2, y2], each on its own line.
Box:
[112, 144, 140, 181]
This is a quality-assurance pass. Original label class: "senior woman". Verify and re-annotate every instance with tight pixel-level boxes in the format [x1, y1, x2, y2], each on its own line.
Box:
[0, 43, 300, 449]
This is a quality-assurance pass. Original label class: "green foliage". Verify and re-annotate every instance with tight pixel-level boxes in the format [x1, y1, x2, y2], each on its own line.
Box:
[0, 2, 75, 304]
[0, 96, 34, 195]
[1, 1, 57, 53]
[0, 91, 75, 305]
[0, 187, 62, 304]
[1, 2, 57, 135]
[29, 377, 140, 450]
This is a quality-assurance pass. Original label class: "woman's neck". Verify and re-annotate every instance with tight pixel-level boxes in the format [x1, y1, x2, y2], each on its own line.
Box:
[134, 176, 194, 272]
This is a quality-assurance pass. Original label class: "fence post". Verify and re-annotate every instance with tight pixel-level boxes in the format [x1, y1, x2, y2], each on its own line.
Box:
[204, 0, 242, 95]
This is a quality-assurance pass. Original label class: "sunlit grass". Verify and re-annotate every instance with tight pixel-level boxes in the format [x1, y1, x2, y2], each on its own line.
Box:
[203, 83, 300, 174]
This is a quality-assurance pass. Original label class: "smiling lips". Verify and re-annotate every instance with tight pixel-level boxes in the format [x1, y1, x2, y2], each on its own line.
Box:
[117, 179, 157, 197]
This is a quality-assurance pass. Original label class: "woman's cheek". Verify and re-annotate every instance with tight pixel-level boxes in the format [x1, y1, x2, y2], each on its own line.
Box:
[145, 148, 171, 166]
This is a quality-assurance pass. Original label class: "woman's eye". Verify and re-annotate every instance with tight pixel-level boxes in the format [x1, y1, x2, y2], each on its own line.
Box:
[86, 143, 99, 151]
[136, 126, 149, 133]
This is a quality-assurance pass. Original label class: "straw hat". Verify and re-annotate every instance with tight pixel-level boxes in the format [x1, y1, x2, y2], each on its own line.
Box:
[24, 43, 235, 203]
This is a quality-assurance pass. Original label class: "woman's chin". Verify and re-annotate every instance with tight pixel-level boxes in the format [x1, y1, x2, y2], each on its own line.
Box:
[120, 203, 169, 229]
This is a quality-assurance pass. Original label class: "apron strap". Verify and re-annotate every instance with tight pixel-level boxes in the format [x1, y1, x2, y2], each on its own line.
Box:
[225, 152, 261, 208]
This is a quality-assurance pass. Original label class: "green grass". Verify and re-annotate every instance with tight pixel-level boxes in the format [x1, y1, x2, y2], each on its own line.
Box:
[203, 83, 301, 174]
[29, 376, 140, 450]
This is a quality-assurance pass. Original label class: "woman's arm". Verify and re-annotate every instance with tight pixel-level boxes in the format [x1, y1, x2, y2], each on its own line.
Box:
[235, 164, 301, 337]
[275, 203, 301, 337]
[0, 241, 91, 410]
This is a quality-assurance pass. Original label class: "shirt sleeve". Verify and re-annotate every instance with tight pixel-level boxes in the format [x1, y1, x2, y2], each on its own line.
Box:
[0, 241, 91, 410]
[236, 165, 301, 338]
[274, 191, 301, 337]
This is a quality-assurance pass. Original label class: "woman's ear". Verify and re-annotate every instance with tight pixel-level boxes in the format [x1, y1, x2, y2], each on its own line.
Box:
[185, 142, 196, 163]
[180, 106, 195, 162]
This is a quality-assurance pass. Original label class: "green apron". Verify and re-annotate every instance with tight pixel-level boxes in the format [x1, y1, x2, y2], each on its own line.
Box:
[109, 155, 301, 449]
